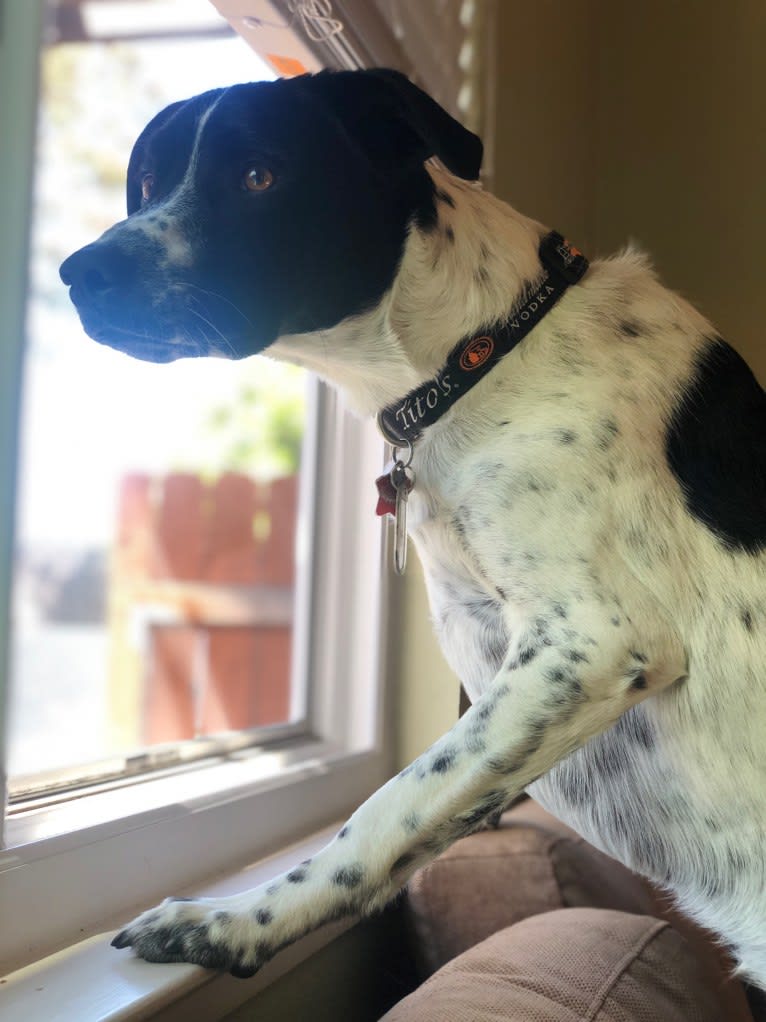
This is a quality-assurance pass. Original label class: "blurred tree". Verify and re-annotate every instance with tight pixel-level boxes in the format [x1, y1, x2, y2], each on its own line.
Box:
[179, 361, 306, 480]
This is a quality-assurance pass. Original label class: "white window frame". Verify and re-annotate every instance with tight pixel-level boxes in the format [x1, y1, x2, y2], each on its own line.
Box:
[0, 0, 392, 977]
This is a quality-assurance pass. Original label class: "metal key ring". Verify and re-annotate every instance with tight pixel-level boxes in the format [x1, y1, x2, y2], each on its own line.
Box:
[395, 434, 414, 470]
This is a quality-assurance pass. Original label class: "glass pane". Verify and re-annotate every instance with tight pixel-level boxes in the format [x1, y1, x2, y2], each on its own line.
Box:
[8, 1, 309, 783]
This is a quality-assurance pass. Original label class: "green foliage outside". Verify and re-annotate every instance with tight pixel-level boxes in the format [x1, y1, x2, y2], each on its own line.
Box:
[190, 361, 306, 480]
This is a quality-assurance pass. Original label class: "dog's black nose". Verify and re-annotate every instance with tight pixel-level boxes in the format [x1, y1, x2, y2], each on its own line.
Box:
[60, 242, 129, 300]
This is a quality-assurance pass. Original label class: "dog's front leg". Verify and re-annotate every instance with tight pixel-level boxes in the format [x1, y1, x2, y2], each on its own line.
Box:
[113, 601, 686, 977]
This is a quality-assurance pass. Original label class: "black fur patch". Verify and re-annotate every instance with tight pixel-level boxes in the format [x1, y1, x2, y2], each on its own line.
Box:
[332, 864, 365, 888]
[449, 789, 508, 836]
[61, 70, 482, 364]
[620, 320, 642, 338]
[666, 337, 766, 552]
[509, 643, 538, 670]
[596, 418, 620, 451]
[255, 908, 273, 925]
[431, 747, 458, 773]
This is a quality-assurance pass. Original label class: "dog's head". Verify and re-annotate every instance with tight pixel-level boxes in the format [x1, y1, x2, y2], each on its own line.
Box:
[59, 69, 482, 363]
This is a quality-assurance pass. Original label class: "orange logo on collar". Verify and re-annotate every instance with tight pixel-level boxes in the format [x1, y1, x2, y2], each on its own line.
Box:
[459, 336, 494, 371]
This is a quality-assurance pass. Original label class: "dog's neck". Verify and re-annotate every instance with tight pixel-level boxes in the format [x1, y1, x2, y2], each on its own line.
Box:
[270, 168, 546, 418]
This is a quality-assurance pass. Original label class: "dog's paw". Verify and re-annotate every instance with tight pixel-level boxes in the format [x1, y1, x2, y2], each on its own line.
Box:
[111, 896, 275, 978]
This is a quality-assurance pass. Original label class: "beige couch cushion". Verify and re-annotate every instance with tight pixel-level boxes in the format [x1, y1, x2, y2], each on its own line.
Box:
[404, 800, 655, 976]
[382, 908, 727, 1022]
[401, 799, 751, 1020]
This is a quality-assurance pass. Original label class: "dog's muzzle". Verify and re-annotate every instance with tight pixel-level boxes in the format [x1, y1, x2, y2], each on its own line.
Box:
[60, 239, 201, 363]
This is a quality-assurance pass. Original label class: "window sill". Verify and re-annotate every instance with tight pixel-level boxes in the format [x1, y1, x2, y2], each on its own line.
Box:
[1, 823, 355, 1022]
[0, 743, 387, 976]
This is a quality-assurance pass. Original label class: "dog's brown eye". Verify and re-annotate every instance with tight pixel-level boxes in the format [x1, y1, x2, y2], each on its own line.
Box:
[141, 174, 155, 202]
[243, 166, 274, 193]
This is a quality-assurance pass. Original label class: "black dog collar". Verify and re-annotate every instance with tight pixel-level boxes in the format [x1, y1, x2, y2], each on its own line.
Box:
[377, 231, 589, 447]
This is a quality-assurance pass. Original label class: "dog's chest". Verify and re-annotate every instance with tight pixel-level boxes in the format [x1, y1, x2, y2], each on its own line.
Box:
[404, 476, 512, 699]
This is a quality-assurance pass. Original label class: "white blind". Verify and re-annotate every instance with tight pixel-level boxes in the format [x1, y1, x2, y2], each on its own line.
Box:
[214, 0, 490, 126]
[215, 0, 494, 171]
[302, 0, 494, 179]
[307, 0, 486, 127]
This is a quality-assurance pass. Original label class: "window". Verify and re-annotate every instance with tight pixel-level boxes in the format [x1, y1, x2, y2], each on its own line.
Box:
[0, 0, 485, 980]
[8, 14, 310, 793]
[0, 0, 388, 973]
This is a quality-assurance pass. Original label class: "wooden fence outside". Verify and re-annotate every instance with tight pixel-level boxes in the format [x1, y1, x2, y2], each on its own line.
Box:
[107, 472, 298, 748]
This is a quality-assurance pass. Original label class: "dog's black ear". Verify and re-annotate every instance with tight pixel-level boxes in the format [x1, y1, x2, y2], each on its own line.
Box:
[307, 68, 483, 181]
[126, 99, 187, 214]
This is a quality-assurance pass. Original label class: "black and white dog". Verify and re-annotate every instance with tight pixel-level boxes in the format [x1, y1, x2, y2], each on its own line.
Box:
[61, 70, 766, 986]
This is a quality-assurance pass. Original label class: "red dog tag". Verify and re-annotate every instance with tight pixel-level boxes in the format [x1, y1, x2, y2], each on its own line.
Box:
[375, 469, 398, 517]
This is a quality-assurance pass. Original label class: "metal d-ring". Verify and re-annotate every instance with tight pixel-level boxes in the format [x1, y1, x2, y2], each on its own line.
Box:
[396, 434, 414, 470]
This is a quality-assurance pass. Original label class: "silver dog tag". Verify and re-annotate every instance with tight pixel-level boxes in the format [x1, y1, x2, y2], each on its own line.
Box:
[391, 460, 415, 575]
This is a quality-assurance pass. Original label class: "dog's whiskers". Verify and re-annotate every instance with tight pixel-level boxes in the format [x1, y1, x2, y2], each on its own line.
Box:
[180, 282, 255, 331]
[184, 302, 237, 358]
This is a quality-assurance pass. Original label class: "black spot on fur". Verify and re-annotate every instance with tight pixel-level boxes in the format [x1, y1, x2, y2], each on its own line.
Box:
[596, 419, 620, 451]
[567, 649, 589, 664]
[402, 812, 420, 833]
[451, 789, 508, 835]
[436, 188, 455, 208]
[620, 320, 642, 338]
[287, 868, 307, 883]
[445, 225, 455, 244]
[741, 608, 754, 632]
[332, 864, 365, 888]
[338, 825, 349, 838]
[391, 852, 416, 874]
[552, 602, 568, 619]
[556, 429, 577, 444]
[509, 644, 538, 670]
[630, 672, 648, 691]
[666, 337, 766, 553]
[464, 722, 487, 753]
[545, 665, 580, 688]
[431, 747, 458, 773]
[255, 908, 273, 925]
[630, 651, 649, 664]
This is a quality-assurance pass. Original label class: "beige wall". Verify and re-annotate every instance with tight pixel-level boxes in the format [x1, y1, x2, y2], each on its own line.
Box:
[493, 0, 766, 379]
[392, 0, 766, 770]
